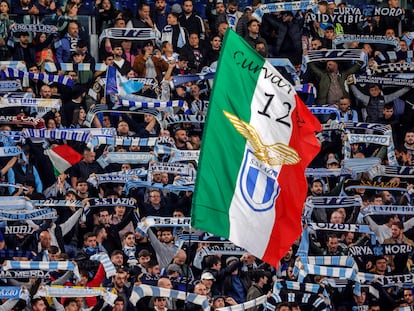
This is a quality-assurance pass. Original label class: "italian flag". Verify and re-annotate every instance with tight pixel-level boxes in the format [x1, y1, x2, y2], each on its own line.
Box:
[44, 144, 83, 174]
[192, 30, 321, 267]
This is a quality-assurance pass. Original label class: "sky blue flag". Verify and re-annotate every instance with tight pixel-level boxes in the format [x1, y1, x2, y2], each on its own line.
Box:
[105, 65, 118, 95]
[122, 80, 144, 94]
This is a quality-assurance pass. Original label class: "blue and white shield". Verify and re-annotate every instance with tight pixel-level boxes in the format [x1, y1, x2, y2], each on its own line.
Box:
[239, 149, 280, 212]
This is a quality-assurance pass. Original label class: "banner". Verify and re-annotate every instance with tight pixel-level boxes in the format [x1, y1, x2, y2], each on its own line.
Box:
[4, 225, 35, 235]
[306, 11, 365, 24]
[252, 0, 315, 22]
[344, 179, 408, 192]
[349, 244, 412, 256]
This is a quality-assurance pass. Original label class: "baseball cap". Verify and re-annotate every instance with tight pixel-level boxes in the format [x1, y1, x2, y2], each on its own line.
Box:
[201, 272, 216, 281]
[166, 263, 181, 274]
[225, 256, 239, 266]
[326, 158, 339, 165]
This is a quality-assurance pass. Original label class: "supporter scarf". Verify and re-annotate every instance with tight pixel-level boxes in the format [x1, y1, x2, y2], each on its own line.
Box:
[0, 197, 33, 210]
[0, 81, 22, 92]
[293, 259, 361, 295]
[343, 158, 382, 177]
[84, 106, 160, 128]
[129, 284, 210, 311]
[21, 128, 91, 142]
[0, 61, 26, 70]
[0, 68, 74, 86]
[349, 244, 412, 256]
[0, 250, 33, 259]
[216, 296, 267, 311]
[98, 28, 156, 45]
[164, 114, 205, 124]
[3, 261, 80, 279]
[377, 62, 414, 73]
[375, 165, 414, 179]
[358, 272, 414, 287]
[88, 197, 137, 208]
[354, 75, 413, 87]
[305, 168, 343, 177]
[305, 49, 365, 63]
[344, 179, 408, 192]
[96, 152, 155, 168]
[274, 281, 328, 298]
[0, 115, 43, 126]
[0, 146, 21, 157]
[123, 180, 194, 194]
[116, 99, 184, 110]
[0, 98, 61, 117]
[88, 136, 158, 148]
[149, 162, 196, 176]
[303, 197, 362, 223]
[36, 285, 113, 298]
[60, 63, 91, 72]
[139, 274, 199, 291]
[87, 169, 147, 187]
[266, 292, 327, 311]
[333, 35, 401, 51]
[360, 205, 414, 216]
[4, 225, 35, 235]
[307, 222, 372, 234]
[308, 196, 362, 208]
[308, 106, 340, 119]
[90, 254, 116, 277]
[0, 287, 22, 299]
[0, 183, 28, 192]
[0, 131, 21, 145]
[295, 83, 317, 96]
[172, 72, 215, 87]
[0, 208, 56, 221]
[302, 256, 357, 269]
[154, 145, 200, 162]
[0, 270, 50, 278]
[204, 244, 246, 255]
[252, 0, 315, 22]
[345, 122, 389, 134]
[11, 23, 57, 33]
[344, 133, 397, 165]
[31, 199, 84, 208]
[119, 93, 161, 103]
[145, 216, 191, 227]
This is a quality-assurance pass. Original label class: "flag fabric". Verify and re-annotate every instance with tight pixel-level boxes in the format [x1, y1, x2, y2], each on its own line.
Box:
[44, 144, 83, 174]
[191, 29, 321, 268]
[105, 65, 118, 96]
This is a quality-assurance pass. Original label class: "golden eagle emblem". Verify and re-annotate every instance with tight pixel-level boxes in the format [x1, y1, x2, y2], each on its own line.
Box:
[223, 110, 300, 166]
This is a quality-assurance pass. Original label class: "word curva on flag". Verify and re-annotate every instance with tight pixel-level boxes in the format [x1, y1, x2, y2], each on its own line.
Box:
[192, 29, 321, 268]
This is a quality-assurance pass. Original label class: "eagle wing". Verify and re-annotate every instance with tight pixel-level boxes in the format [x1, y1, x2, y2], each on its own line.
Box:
[223, 110, 264, 153]
[268, 143, 300, 165]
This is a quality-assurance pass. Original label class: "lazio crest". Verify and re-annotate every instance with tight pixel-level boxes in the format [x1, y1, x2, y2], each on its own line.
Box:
[223, 110, 300, 212]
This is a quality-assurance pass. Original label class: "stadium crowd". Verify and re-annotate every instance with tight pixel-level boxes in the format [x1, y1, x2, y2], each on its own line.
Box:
[0, 0, 414, 309]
